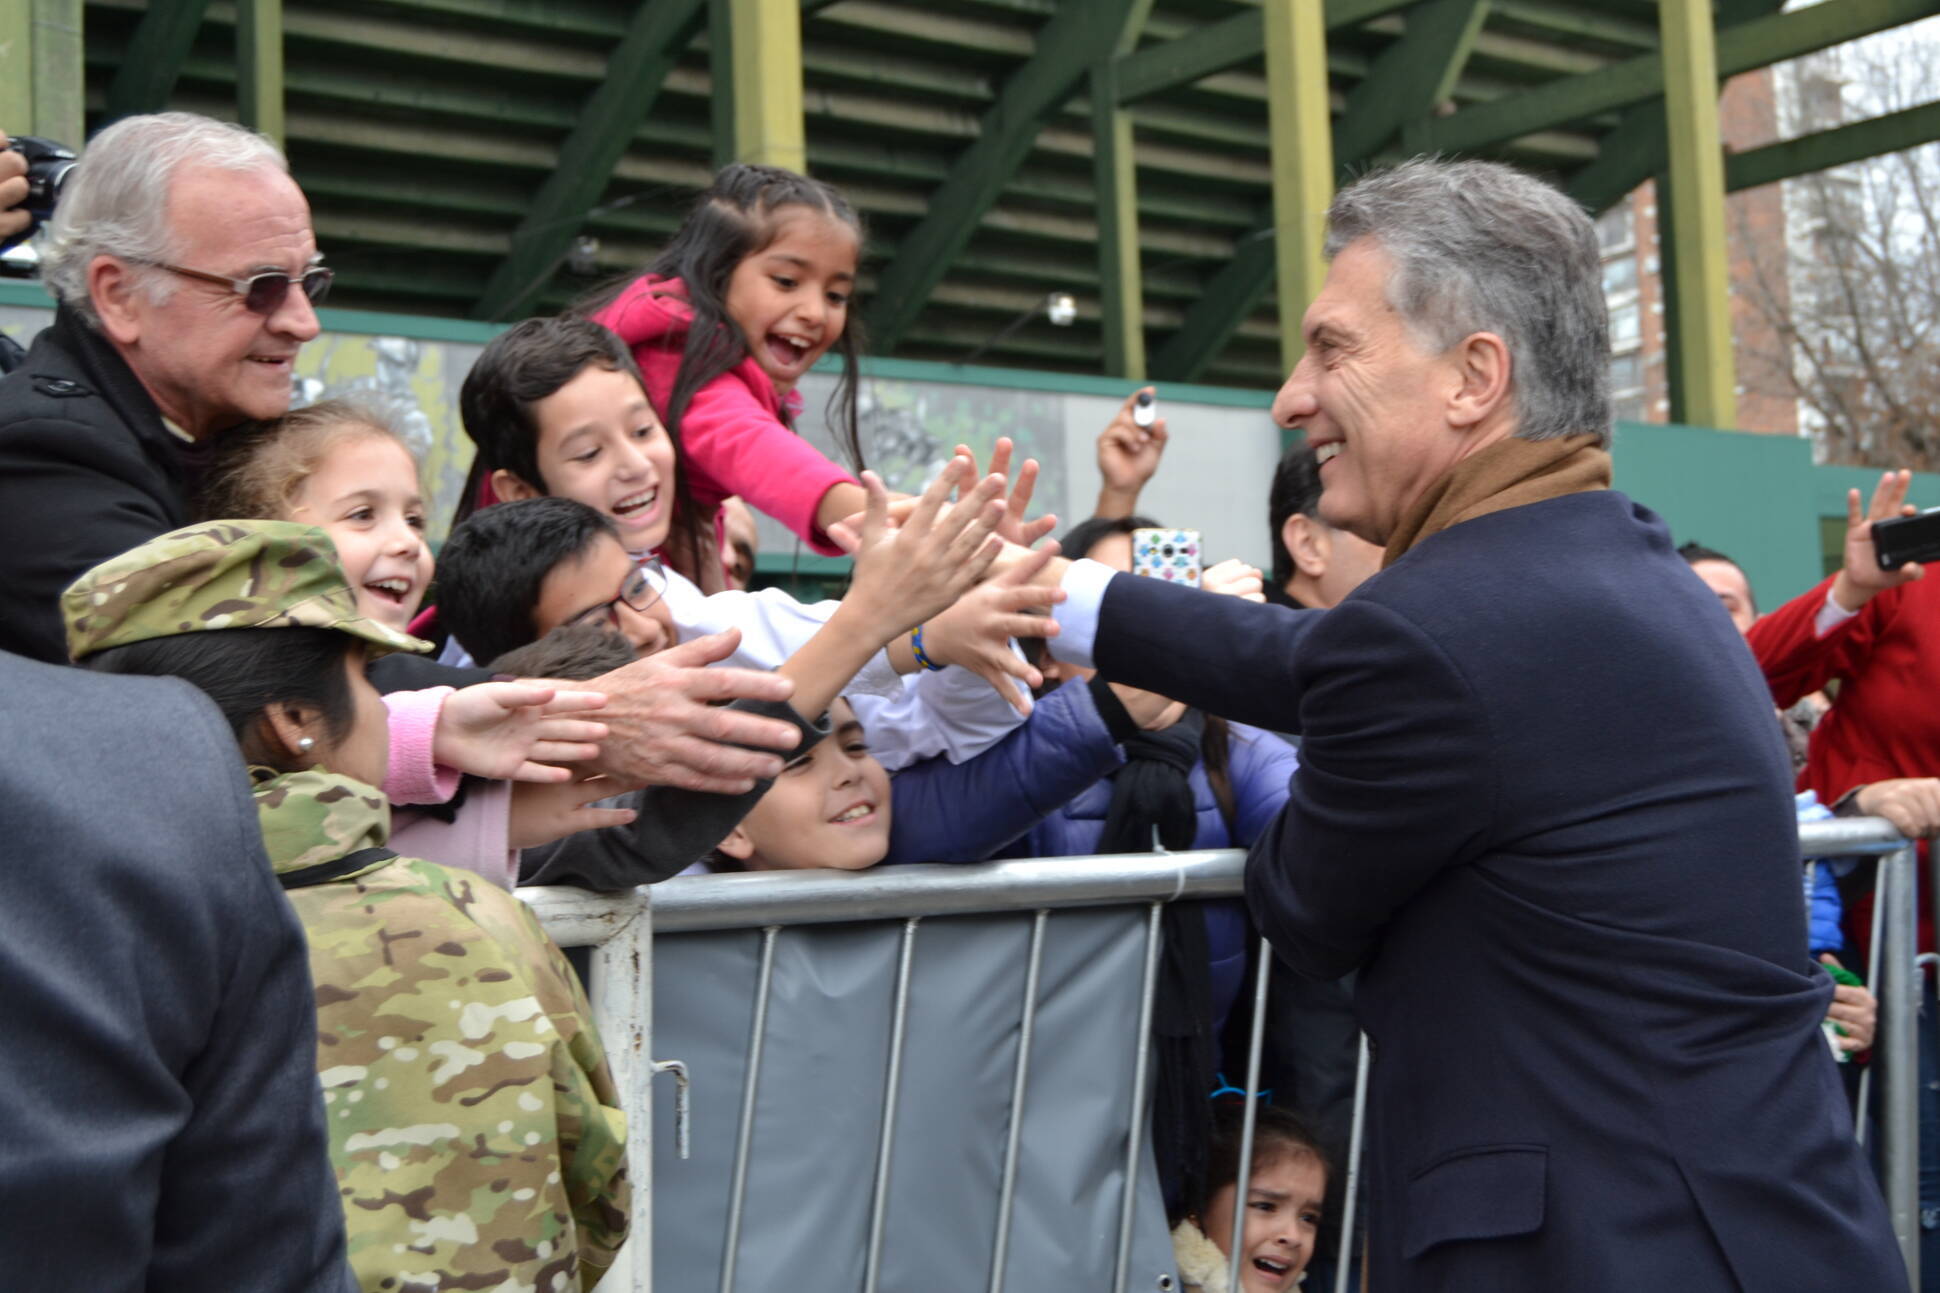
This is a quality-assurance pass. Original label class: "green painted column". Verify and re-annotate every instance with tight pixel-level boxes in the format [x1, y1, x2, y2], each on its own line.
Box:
[1090, 62, 1146, 380]
[1263, 0, 1334, 373]
[0, 0, 84, 148]
[1659, 0, 1737, 429]
[727, 0, 806, 172]
[237, 0, 286, 148]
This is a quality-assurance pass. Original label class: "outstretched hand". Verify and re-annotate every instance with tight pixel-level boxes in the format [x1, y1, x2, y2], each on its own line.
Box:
[1832, 469, 1922, 612]
[586, 628, 803, 794]
[432, 682, 612, 783]
[918, 541, 1068, 716]
[509, 774, 638, 850]
[844, 459, 1008, 635]
[826, 438, 1056, 553]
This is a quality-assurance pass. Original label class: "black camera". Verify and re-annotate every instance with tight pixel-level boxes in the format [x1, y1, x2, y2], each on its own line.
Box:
[4, 135, 79, 247]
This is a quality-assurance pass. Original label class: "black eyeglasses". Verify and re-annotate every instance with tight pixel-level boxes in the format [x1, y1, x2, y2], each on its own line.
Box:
[141, 260, 334, 314]
[566, 562, 667, 632]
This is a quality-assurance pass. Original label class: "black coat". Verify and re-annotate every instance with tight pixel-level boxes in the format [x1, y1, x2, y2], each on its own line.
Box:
[0, 305, 194, 662]
[0, 651, 356, 1291]
[1089, 491, 1901, 1291]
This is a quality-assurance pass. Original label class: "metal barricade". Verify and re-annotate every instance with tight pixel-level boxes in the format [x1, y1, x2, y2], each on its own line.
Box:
[519, 819, 1922, 1293]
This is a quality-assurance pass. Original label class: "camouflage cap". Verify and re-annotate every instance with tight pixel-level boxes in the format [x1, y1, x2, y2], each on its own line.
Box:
[63, 519, 432, 661]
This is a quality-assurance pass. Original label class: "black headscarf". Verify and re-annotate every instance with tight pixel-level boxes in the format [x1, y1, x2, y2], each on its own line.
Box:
[1100, 711, 1220, 1221]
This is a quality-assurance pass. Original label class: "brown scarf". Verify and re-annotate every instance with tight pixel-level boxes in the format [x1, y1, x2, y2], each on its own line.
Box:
[1381, 432, 1612, 567]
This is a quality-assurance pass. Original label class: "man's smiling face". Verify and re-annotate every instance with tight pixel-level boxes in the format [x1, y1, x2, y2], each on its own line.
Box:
[1270, 237, 1470, 547]
[106, 163, 321, 438]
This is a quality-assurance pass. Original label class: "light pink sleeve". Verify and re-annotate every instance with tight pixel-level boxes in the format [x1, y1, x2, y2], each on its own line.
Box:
[388, 780, 518, 890]
[380, 686, 461, 804]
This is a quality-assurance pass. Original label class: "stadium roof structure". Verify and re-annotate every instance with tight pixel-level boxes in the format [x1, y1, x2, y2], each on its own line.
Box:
[7, 0, 1940, 407]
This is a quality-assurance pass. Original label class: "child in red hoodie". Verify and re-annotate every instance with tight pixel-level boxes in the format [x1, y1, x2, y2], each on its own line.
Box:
[585, 164, 869, 584]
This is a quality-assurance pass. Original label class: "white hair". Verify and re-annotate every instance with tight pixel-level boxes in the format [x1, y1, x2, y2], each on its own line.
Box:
[1325, 157, 1613, 447]
[40, 112, 288, 328]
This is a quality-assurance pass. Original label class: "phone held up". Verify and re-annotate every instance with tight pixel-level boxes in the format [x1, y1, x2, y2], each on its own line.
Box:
[1132, 528, 1202, 587]
[1872, 507, 1940, 571]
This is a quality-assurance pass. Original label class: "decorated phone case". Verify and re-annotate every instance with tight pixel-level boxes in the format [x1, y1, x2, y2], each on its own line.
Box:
[1131, 528, 1202, 586]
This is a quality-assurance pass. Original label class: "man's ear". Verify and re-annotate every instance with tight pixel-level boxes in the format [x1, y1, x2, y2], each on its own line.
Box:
[1446, 330, 1513, 432]
[1282, 513, 1332, 579]
[88, 255, 147, 347]
[490, 469, 543, 503]
[260, 701, 326, 766]
[715, 825, 756, 862]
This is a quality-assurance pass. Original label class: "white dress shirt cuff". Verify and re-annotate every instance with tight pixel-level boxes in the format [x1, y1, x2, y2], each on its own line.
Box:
[1049, 558, 1117, 671]
[1815, 587, 1860, 638]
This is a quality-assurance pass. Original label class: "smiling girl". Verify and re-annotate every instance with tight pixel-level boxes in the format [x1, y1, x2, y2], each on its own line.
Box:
[580, 163, 871, 578]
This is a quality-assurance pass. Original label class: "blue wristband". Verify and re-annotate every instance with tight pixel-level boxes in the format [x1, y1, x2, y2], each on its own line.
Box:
[910, 624, 945, 672]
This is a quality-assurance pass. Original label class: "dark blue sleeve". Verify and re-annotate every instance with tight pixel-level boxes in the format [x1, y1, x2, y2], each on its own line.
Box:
[884, 679, 1124, 864]
[1244, 598, 1494, 980]
[1092, 573, 1323, 735]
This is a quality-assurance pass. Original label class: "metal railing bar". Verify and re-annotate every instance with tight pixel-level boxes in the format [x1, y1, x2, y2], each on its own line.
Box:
[988, 909, 1049, 1293]
[1858, 855, 1891, 1149]
[1880, 845, 1920, 1289]
[1112, 902, 1166, 1293]
[1226, 936, 1274, 1293]
[863, 917, 922, 1293]
[1333, 1035, 1372, 1293]
[719, 925, 780, 1293]
[651, 853, 1246, 932]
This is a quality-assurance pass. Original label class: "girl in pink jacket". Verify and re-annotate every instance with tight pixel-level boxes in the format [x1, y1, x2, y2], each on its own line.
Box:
[583, 163, 870, 585]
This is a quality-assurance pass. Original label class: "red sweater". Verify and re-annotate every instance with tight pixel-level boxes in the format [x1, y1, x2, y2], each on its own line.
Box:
[1748, 572, 1940, 961]
[590, 275, 856, 556]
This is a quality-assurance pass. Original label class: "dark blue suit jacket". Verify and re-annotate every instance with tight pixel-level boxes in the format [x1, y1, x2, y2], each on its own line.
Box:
[1091, 491, 1900, 1291]
[0, 653, 355, 1291]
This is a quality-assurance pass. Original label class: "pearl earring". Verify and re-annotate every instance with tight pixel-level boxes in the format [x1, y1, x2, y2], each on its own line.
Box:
[296, 736, 316, 753]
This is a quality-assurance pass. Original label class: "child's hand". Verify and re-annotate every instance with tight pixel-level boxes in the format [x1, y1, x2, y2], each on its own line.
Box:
[917, 542, 1068, 716]
[952, 437, 1058, 548]
[1202, 558, 1266, 602]
[509, 774, 637, 850]
[844, 460, 1007, 635]
[433, 681, 611, 783]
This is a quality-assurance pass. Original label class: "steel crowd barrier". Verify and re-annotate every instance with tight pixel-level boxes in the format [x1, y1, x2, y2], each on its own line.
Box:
[519, 819, 1922, 1293]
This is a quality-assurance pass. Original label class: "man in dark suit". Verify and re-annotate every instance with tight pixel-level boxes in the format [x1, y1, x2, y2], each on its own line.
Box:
[1039, 158, 1901, 1289]
[0, 649, 356, 1290]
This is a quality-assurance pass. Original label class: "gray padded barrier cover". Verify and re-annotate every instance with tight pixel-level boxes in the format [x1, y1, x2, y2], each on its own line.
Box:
[651, 906, 1181, 1292]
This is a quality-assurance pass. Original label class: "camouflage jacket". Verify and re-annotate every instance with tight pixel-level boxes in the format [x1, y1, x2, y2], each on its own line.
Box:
[256, 768, 630, 1292]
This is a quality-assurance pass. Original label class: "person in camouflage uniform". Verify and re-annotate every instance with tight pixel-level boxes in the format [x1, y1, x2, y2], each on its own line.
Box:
[65, 520, 630, 1293]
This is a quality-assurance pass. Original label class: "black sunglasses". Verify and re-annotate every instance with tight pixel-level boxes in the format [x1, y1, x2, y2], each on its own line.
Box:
[143, 260, 334, 314]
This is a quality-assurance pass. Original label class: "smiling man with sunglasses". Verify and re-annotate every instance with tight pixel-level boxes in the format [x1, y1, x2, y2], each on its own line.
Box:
[0, 112, 327, 663]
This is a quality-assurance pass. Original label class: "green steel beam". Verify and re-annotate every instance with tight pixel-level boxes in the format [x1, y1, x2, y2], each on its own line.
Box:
[0, 0, 84, 147]
[236, 0, 286, 147]
[1564, 0, 1785, 214]
[1113, 0, 1417, 105]
[1416, 0, 1940, 157]
[1264, 0, 1334, 375]
[1660, 0, 1736, 429]
[470, 0, 708, 322]
[103, 0, 214, 122]
[729, 0, 805, 169]
[1726, 98, 1940, 192]
[709, 0, 735, 170]
[861, 0, 1149, 353]
[1091, 61, 1145, 378]
[1152, 0, 1491, 381]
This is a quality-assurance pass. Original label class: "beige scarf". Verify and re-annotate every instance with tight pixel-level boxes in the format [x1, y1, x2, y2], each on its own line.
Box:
[1381, 432, 1612, 567]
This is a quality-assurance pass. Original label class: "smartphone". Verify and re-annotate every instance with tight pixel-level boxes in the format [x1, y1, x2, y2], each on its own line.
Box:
[1872, 507, 1940, 570]
[1132, 528, 1202, 586]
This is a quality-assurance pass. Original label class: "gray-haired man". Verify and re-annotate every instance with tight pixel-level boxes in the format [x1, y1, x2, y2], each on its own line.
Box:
[0, 111, 801, 793]
[1031, 158, 1901, 1288]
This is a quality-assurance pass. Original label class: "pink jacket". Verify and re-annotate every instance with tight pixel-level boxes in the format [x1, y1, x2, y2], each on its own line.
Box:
[591, 274, 856, 555]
